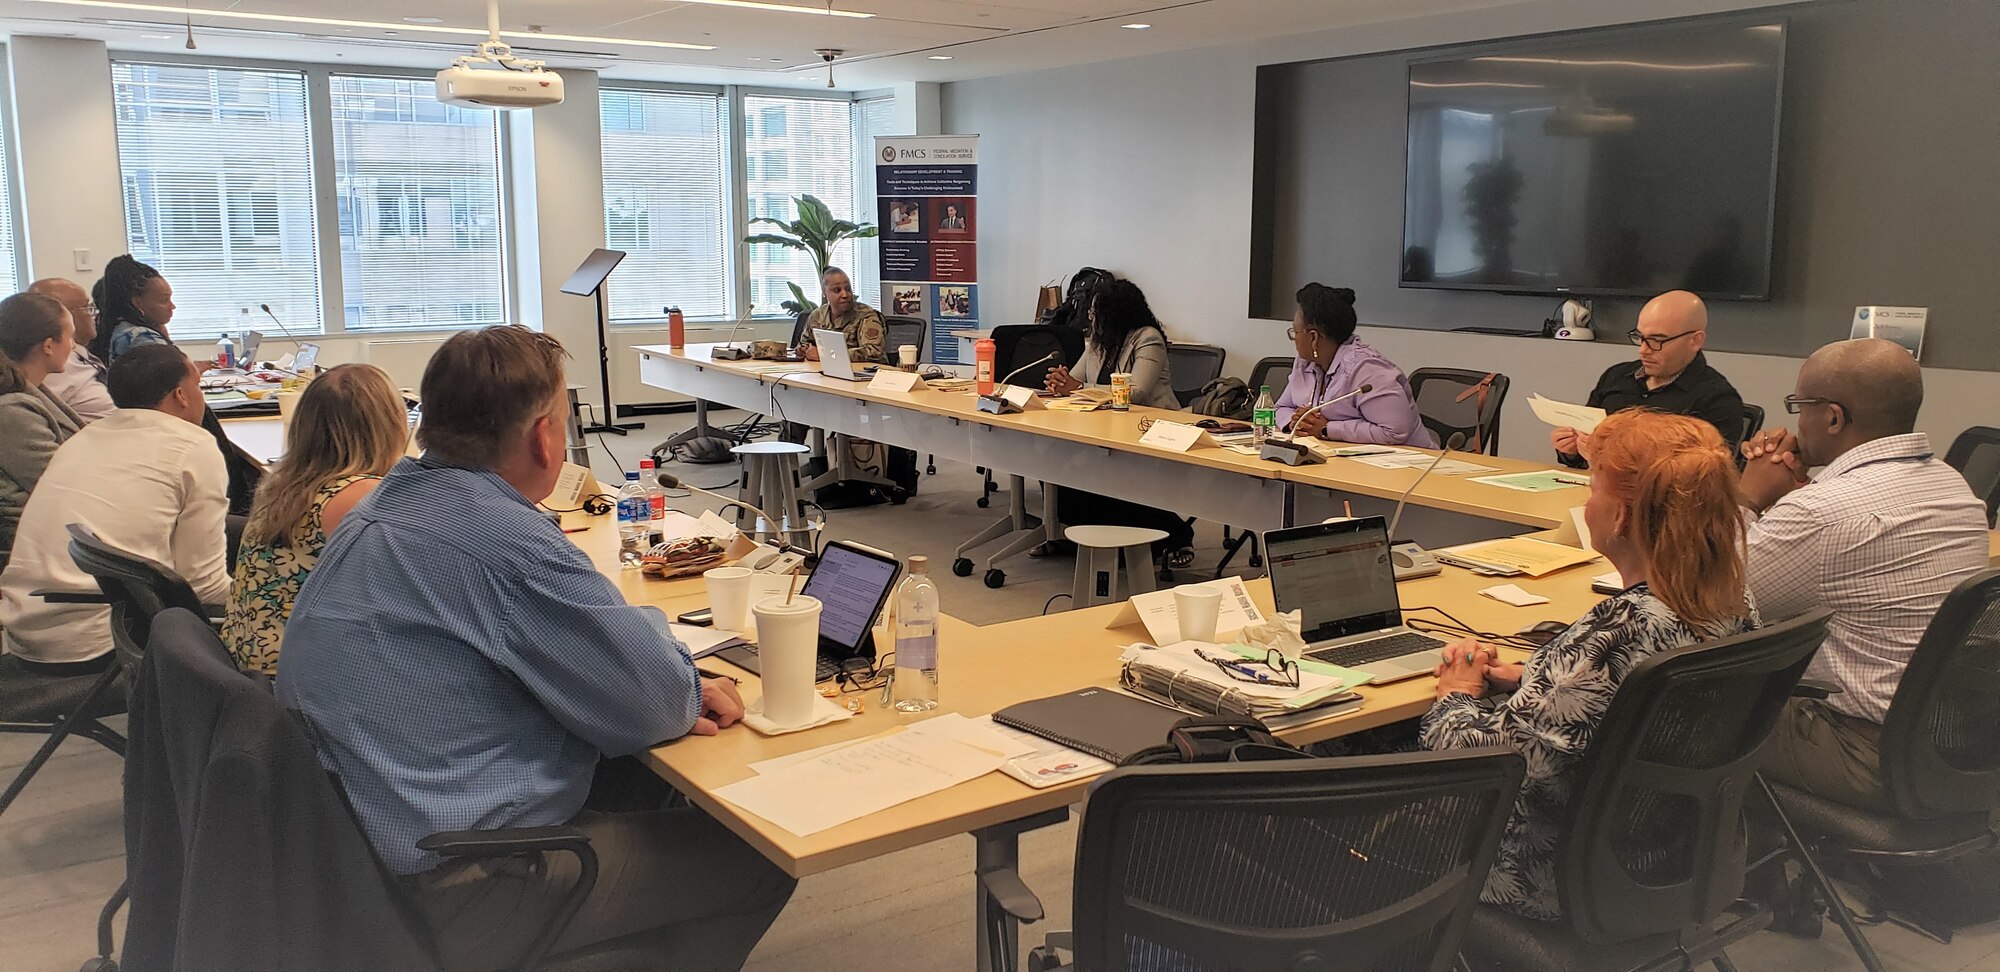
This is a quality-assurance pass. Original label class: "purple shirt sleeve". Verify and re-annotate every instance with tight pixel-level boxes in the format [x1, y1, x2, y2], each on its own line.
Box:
[1317, 356, 1433, 446]
[1272, 357, 1316, 429]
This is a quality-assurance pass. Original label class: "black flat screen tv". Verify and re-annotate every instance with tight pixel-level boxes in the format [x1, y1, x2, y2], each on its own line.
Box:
[1401, 20, 1785, 300]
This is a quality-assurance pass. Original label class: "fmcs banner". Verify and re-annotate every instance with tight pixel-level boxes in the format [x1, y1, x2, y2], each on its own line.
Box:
[874, 135, 979, 364]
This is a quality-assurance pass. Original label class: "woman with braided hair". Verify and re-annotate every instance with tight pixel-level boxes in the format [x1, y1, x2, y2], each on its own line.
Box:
[91, 254, 177, 366]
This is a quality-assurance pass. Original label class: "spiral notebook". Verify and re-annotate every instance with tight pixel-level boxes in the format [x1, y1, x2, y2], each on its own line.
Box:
[990, 688, 1188, 764]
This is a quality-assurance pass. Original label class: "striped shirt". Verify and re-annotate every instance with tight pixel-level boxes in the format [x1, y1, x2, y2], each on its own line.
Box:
[276, 456, 701, 874]
[1744, 433, 1989, 723]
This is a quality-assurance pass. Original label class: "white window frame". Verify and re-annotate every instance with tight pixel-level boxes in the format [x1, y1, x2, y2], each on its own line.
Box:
[108, 54, 519, 339]
[0, 44, 26, 293]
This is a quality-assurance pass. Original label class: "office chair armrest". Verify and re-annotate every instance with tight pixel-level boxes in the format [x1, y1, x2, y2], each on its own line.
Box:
[1792, 678, 1844, 700]
[200, 603, 228, 624]
[31, 589, 108, 604]
[417, 826, 598, 972]
[977, 865, 1045, 923]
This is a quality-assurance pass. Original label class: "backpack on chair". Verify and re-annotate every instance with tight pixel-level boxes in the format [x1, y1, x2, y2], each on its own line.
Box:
[1121, 715, 1311, 766]
[1189, 377, 1253, 420]
[1041, 267, 1114, 332]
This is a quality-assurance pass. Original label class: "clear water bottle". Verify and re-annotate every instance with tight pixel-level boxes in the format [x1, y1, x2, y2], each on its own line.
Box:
[214, 335, 235, 370]
[616, 471, 650, 566]
[1252, 384, 1277, 444]
[638, 458, 666, 520]
[890, 556, 940, 712]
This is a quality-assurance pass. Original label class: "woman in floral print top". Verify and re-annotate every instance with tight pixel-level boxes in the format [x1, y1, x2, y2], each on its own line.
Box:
[1420, 409, 1760, 921]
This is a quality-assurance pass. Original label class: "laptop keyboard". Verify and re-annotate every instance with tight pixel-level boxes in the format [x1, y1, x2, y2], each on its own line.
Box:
[1306, 631, 1448, 669]
[730, 645, 841, 682]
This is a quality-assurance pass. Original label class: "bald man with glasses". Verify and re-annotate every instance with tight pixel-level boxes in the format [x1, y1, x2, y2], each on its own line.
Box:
[1550, 290, 1745, 468]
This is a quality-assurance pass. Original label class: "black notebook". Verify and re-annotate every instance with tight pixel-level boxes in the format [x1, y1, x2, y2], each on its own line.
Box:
[992, 688, 1188, 764]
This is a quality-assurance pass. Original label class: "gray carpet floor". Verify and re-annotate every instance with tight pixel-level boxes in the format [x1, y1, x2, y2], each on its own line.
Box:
[4, 407, 1996, 971]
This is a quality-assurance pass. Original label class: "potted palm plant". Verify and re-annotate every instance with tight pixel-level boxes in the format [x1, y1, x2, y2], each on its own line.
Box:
[744, 194, 880, 316]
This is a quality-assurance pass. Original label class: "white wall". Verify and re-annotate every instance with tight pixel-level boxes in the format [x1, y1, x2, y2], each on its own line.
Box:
[6, 36, 126, 283]
[941, 0, 2000, 460]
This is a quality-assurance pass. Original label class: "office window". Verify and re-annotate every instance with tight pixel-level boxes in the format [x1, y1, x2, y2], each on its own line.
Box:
[330, 75, 506, 330]
[112, 63, 320, 336]
[850, 96, 901, 310]
[0, 78, 18, 296]
[600, 88, 731, 323]
[742, 94, 860, 318]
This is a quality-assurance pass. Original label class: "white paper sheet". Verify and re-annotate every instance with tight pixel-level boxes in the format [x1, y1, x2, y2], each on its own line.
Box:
[1105, 577, 1267, 644]
[1527, 394, 1608, 434]
[1569, 506, 1593, 551]
[715, 730, 1008, 836]
[1345, 449, 1496, 476]
[1479, 584, 1551, 607]
[667, 623, 746, 659]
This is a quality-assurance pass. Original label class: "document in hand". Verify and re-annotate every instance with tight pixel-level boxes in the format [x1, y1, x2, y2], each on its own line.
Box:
[1527, 394, 1608, 434]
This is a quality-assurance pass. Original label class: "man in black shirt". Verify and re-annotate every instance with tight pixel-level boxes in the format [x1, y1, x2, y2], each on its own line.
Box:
[1551, 290, 1745, 468]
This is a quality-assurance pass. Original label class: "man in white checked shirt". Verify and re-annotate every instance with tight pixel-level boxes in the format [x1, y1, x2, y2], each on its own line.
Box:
[1738, 339, 1988, 810]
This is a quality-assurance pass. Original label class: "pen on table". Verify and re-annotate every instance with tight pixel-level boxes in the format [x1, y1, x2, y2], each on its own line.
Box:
[1552, 476, 1590, 486]
[561, 525, 590, 534]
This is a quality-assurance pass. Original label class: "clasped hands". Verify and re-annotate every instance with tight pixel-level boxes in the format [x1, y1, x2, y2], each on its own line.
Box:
[1739, 428, 1811, 512]
[1043, 365, 1083, 396]
[1433, 639, 1523, 703]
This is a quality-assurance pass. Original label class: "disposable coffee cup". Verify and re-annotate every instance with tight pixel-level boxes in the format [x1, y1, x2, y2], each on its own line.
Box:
[1175, 586, 1224, 643]
[753, 594, 822, 729]
[897, 345, 919, 370]
[704, 566, 754, 632]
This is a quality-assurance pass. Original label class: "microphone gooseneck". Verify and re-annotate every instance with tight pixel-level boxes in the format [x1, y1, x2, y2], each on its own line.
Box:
[1388, 431, 1468, 539]
[657, 471, 787, 547]
[1281, 383, 1373, 443]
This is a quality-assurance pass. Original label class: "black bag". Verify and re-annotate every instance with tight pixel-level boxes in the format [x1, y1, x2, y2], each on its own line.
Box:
[1121, 715, 1312, 766]
[1040, 267, 1114, 332]
[1189, 377, 1253, 420]
[803, 438, 919, 509]
[1867, 846, 2000, 930]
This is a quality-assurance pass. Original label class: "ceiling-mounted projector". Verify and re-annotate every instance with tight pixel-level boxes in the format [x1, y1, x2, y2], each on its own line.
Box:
[436, 40, 563, 108]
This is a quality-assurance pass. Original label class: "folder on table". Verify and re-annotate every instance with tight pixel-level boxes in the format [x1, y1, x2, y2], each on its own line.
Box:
[991, 688, 1187, 764]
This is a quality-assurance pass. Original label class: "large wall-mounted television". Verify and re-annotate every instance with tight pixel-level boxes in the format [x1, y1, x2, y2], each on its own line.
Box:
[1401, 20, 1785, 300]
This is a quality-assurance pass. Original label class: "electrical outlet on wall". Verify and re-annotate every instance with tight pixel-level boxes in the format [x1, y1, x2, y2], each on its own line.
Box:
[73, 248, 93, 272]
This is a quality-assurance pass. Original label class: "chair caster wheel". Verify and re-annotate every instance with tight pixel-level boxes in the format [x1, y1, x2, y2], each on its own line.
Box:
[984, 569, 1006, 589]
[81, 959, 118, 972]
[888, 488, 909, 505]
[976, 496, 990, 508]
[952, 558, 974, 577]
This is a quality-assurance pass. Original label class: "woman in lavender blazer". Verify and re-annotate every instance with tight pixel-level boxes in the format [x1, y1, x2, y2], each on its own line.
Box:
[1271, 285, 1436, 448]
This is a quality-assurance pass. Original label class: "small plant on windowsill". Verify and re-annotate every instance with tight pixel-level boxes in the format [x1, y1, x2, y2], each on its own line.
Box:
[744, 193, 879, 317]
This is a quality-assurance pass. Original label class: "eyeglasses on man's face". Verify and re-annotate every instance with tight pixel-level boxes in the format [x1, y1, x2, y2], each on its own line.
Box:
[1627, 328, 1700, 352]
[1783, 394, 1849, 418]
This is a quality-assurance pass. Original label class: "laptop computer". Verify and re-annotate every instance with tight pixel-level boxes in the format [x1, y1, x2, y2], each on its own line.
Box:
[713, 539, 902, 682]
[1263, 516, 1449, 683]
[813, 327, 879, 382]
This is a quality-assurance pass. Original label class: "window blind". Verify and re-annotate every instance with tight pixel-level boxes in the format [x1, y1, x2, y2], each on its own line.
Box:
[742, 95, 859, 318]
[330, 75, 506, 331]
[112, 63, 321, 337]
[600, 88, 731, 323]
[849, 96, 902, 311]
[0, 83, 18, 296]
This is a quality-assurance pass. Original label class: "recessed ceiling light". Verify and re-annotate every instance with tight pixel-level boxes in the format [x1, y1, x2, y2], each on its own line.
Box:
[928, 55, 951, 60]
[16, 0, 720, 49]
[1121, 23, 1151, 29]
[138, 31, 171, 38]
[403, 16, 442, 24]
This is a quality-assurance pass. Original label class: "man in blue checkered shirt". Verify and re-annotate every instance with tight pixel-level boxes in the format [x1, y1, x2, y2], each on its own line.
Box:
[279, 325, 792, 971]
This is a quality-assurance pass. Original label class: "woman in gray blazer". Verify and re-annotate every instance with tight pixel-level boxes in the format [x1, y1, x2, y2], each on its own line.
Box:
[1040, 280, 1196, 568]
[0, 293, 86, 569]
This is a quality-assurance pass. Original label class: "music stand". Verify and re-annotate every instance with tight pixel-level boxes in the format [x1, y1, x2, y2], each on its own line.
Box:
[561, 248, 643, 435]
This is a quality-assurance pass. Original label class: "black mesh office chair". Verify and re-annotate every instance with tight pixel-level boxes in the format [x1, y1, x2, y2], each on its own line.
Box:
[1010, 749, 1524, 972]
[1944, 426, 2000, 527]
[1760, 570, 2000, 969]
[1409, 368, 1509, 456]
[122, 609, 625, 972]
[1461, 609, 1832, 972]
[788, 311, 810, 348]
[1165, 342, 1226, 408]
[1215, 356, 1298, 576]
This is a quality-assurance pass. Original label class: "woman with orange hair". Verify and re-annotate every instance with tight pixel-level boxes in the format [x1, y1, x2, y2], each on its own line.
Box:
[1420, 408, 1759, 921]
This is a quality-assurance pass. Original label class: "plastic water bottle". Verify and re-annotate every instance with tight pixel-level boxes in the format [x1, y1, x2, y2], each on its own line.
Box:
[1253, 385, 1277, 444]
[616, 471, 650, 566]
[638, 458, 666, 520]
[214, 335, 235, 370]
[890, 556, 940, 712]
[238, 308, 255, 364]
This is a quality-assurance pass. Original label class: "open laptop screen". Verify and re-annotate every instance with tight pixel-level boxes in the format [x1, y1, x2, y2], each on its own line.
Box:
[1265, 517, 1403, 644]
[799, 541, 901, 658]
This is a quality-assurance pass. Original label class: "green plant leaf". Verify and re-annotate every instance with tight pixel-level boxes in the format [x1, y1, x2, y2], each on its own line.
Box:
[744, 233, 807, 250]
[786, 281, 818, 317]
[847, 226, 880, 240]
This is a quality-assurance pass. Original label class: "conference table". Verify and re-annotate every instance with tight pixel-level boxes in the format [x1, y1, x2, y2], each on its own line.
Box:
[633, 344, 1591, 547]
[216, 414, 2000, 970]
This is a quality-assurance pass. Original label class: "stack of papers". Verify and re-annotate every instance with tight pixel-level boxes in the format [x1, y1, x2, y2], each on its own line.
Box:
[1120, 641, 1352, 713]
[1106, 577, 1267, 644]
[715, 713, 1029, 836]
[1470, 470, 1591, 493]
[1437, 537, 1600, 577]
[668, 623, 746, 659]
[1527, 394, 1607, 433]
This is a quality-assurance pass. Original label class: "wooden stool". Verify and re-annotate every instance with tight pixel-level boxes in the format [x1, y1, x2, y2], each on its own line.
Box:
[732, 442, 813, 546]
[1066, 524, 1167, 609]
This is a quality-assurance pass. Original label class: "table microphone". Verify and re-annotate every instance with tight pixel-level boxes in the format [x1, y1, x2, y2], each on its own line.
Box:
[708, 305, 759, 361]
[977, 351, 1061, 414]
[1388, 431, 1469, 540]
[257, 303, 309, 368]
[1259, 384, 1372, 466]
[656, 470, 789, 543]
